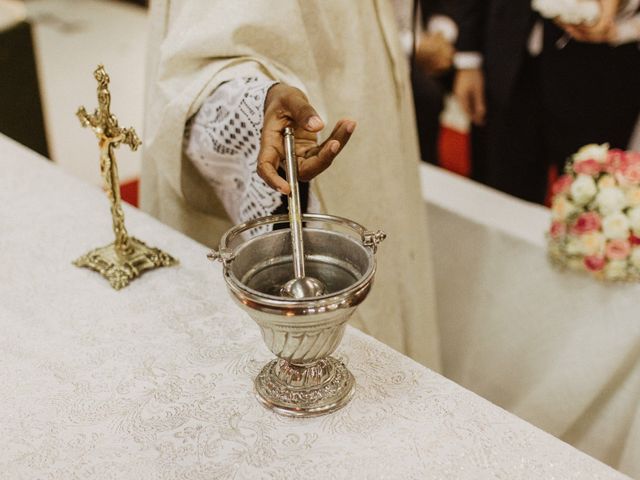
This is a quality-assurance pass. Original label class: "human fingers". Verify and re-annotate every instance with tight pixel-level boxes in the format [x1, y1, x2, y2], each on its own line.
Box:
[297, 141, 340, 182]
[565, 23, 608, 42]
[435, 50, 454, 73]
[427, 32, 449, 50]
[454, 70, 485, 125]
[427, 45, 453, 74]
[257, 112, 290, 193]
[324, 118, 356, 149]
[471, 82, 486, 126]
[297, 120, 356, 181]
[568, 0, 617, 38]
[562, 23, 588, 41]
[257, 143, 290, 194]
[554, 20, 589, 43]
[259, 84, 326, 193]
[298, 119, 354, 157]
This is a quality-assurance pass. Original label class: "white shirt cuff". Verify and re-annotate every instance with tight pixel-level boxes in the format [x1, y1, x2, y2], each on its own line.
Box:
[453, 52, 483, 70]
[399, 29, 414, 56]
[427, 15, 458, 44]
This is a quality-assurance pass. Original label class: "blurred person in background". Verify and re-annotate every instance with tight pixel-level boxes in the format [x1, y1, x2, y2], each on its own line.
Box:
[411, 0, 458, 166]
[452, 0, 640, 204]
[393, 0, 458, 166]
[141, 0, 441, 369]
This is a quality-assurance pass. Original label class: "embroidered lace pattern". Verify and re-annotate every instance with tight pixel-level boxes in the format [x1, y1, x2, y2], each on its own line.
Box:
[184, 76, 280, 235]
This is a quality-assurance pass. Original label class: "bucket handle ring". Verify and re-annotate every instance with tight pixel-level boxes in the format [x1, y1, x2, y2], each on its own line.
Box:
[207, 213, 386, 265]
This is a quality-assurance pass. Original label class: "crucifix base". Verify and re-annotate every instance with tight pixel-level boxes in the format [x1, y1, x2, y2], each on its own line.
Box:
[73, 236, 178, 290]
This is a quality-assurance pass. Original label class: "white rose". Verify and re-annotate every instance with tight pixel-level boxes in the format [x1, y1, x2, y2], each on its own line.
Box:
[565, 2, 600, 24]
[596, 187, 626, 215]
[532, 0, 600, 24]
[597, 175, 616, 189]
[574, 143, 609, 163]
[567, 257, 584, 271]
[551, 195, 577, 220]
[602, 212, 630, 239]
[570, 175, 597, 206]
[566, 236, 583, 255]
[532, 0, 563, 17]
[628, 206, 640, 234]
[580, 232, 606, 255]
[630, 247, 640, 268]
[627, 188, 640, 207]
[604, 260, 628, 280]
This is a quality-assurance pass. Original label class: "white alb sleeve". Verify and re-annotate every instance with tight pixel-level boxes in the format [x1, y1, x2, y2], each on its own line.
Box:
[184, 75, 281, 233]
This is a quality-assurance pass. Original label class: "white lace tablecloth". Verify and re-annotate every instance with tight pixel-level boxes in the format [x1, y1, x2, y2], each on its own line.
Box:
[0, 135, 629, 479]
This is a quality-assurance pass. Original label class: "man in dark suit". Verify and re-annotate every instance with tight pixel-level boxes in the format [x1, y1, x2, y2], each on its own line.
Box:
[412, 0, 457, 165]
[451, 0, 640, 203]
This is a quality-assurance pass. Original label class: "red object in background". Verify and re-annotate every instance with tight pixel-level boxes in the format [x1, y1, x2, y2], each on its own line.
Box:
[438, 126, 471, 177]
[437, 126, 556, 207]
[120, 178, 139, 207]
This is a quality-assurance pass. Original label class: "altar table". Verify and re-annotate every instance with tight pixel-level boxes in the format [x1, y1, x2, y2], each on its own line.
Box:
[423, 164, 640, 478]
[0, 134, 630, 479]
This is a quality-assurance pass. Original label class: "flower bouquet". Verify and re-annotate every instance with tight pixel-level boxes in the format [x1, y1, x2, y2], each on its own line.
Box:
[548, 144, 640, 281]
[532, 0, 601, 25]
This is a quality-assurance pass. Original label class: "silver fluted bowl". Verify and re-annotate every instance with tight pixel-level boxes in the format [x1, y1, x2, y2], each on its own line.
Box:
[209, 213, 385, 417]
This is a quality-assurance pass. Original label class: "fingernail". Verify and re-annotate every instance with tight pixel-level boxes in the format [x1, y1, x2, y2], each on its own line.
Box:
[330, 141, 340, 154]
[346, 122, 356, 134]
[307, 116, 323, 130]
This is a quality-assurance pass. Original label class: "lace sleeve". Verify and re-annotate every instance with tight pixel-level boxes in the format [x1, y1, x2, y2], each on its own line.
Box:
[184, 76, 282, 234]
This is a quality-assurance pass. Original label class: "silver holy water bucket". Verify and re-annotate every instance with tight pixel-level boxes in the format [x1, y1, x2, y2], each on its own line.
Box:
[208, 213, 385, 417]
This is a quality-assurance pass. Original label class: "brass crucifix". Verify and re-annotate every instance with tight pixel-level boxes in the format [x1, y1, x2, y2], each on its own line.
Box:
[74, 65, 177, 290]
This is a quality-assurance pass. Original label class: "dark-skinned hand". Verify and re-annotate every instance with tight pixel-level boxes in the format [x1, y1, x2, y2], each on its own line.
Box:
[257, 83, 356, 194]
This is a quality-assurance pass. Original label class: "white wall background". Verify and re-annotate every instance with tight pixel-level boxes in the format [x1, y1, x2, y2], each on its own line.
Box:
[26, 0, 147, 185]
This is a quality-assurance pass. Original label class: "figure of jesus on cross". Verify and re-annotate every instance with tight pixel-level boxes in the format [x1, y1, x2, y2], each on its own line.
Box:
[74, 65, 177, 290]
[77, 65, 140, 252]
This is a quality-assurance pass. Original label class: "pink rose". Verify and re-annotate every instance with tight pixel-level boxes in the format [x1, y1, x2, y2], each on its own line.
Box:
[605, 239, 631, 260]
[617, 159, 640, 186]
[626, 151, 640, 164]
[584, 255, 606, 271]
[605, 149, 626, 174]
[573, 159, 601, 176]
[629, 234, 640, 245]
[571, 212, 602, 235]
[550, 221, 567, 239]
[551, 174, 573, 196]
